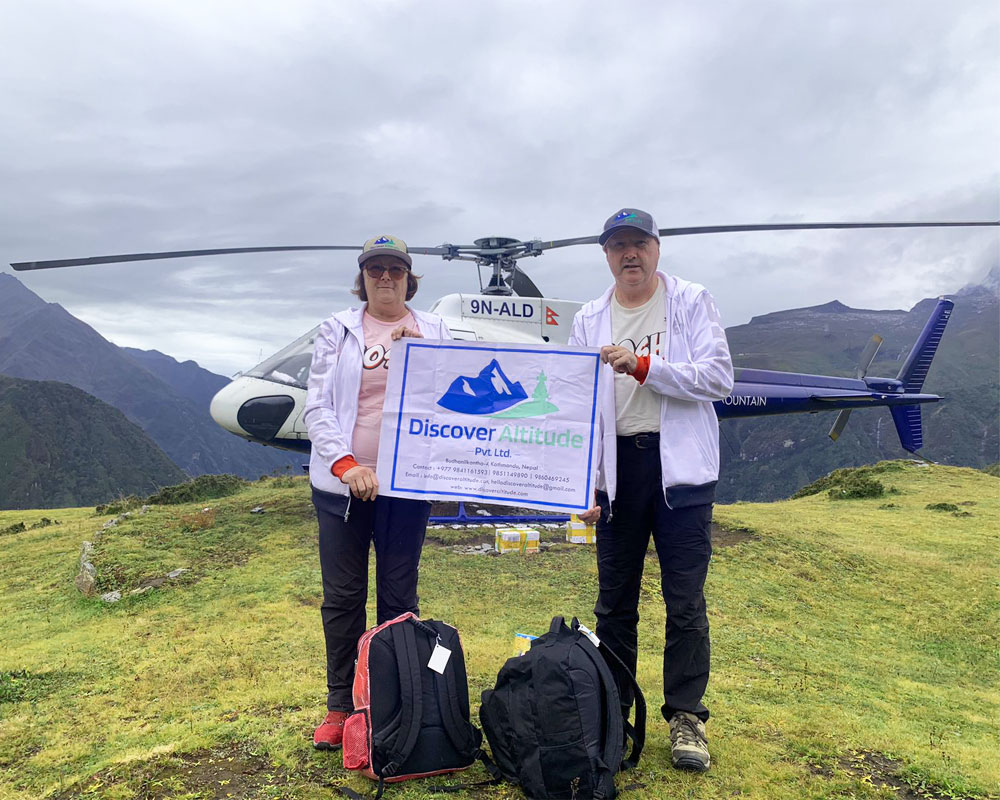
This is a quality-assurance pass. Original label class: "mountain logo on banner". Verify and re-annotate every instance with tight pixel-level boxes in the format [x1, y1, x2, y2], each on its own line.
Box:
[436, 359, 558, 418]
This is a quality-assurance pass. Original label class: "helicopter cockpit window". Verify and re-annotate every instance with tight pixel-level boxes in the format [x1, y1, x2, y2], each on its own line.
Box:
[247, 326, 320, 389]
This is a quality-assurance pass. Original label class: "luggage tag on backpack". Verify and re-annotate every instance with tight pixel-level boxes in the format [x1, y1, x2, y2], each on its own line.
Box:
[427, 636, 452, 674]
[577, 623, 601, 648]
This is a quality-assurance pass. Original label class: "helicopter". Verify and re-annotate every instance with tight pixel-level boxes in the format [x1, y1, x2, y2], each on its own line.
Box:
[11, 219, 998, 462]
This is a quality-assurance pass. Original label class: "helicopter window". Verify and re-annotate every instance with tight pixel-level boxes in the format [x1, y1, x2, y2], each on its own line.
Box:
[263, 353, 313, 386]
[247, 326, 320, 389]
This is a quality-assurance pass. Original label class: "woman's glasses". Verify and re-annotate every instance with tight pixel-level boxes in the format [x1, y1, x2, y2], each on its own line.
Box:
[362, 263, 409, 280]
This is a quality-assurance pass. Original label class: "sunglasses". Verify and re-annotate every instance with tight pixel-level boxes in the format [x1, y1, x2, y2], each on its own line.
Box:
[362, 263, 409, 280]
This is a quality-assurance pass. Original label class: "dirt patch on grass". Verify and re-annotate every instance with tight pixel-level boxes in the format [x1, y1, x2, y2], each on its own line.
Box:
[711, 522, 756, 547]
[425, 528, 499, 547]
[52, 740, 327, 799]
[809, 749, 978, 800]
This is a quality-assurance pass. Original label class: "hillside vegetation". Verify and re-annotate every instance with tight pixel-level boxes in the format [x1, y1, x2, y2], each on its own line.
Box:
[0, 374, 187, 510]
[0, 463, 996, 800]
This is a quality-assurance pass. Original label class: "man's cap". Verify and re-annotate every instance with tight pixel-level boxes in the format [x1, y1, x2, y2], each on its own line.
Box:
[358, 235, 412, 268]
[599, 208, 660, 246]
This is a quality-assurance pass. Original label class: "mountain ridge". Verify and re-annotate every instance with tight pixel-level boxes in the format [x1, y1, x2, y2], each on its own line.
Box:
[2, 269, 995, 505]
[0, 274, 302, 480]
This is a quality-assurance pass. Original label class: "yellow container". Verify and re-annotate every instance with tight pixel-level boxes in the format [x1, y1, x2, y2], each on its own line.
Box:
[566, 514, 597, 544]
[513, 632, 539, 656]
[495, 527, 540, 554]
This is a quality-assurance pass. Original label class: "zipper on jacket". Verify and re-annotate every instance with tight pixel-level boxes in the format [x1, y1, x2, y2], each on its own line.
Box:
[344, 494, 352, 522]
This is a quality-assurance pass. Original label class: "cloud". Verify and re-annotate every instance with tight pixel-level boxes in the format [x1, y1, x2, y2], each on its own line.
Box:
[1, 0, 997, 375]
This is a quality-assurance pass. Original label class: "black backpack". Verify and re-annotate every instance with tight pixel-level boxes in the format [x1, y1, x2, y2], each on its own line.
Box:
[479, 616, 646, 800]
[341, 613, 482, 799]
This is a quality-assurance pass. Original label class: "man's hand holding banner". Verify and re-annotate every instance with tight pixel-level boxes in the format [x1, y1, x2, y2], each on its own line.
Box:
[376, 340, 602, 512]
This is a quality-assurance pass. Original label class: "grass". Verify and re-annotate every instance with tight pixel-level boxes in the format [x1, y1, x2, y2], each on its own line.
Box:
[0, 464, 997, 799]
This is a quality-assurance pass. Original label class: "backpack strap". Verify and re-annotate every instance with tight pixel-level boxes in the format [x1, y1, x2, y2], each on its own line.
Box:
[375, 621, 424, 782]
[573, 631, 625, 777]
[432, 653, 481, 759]
[427, 751, 505, 794]
[597, 638, 646, 770]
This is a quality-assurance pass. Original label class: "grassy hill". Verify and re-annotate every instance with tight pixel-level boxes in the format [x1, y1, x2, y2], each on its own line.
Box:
[0, 464, 996, 799]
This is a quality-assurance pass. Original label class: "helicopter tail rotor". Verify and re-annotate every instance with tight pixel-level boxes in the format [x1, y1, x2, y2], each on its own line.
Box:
[828, 334, 884, 442]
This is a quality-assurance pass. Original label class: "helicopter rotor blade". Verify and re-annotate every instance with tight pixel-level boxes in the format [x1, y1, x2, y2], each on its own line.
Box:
[12, 220, 997, 271]
[828, 410, 852, 442]
[406, 245, 462, 256]
[829, 333, 885, 442]
[509, 266, 543, 298]
[855, 334, 884, 380]
[534, 235, 602, 251]
[10, 245, 363, 271]
[533, 220, 999, 252]
[10, 243, 460, 271]
[657, 220, 1000, 237]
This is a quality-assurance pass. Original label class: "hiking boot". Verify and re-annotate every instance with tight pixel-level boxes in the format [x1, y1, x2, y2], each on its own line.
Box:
[313, 710, 349, 750]
[669, 711, 710, 771]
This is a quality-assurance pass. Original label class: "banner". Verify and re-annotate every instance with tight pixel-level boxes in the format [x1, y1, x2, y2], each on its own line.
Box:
[377, 339, 602, 512]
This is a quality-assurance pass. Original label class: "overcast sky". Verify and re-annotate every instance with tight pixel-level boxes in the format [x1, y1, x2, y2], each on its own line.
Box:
[2, 0, 997, 375]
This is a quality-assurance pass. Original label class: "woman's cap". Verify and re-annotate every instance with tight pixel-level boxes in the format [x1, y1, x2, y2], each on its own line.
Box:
[358, 235, 412, 268]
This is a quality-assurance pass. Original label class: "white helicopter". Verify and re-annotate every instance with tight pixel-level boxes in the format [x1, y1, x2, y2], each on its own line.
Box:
[12, 219, 998, 457]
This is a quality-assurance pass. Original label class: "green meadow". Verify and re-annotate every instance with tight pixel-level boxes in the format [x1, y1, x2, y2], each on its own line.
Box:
[0, 462, 996, 799]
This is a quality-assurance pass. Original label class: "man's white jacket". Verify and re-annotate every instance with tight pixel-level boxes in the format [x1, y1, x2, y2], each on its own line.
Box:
[304, 305, 452, 496]
[568, 271, 734, 505]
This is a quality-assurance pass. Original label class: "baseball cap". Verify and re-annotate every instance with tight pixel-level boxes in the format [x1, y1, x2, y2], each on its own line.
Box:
[358, 235, 412, 268]
[598, 208, 660, 246]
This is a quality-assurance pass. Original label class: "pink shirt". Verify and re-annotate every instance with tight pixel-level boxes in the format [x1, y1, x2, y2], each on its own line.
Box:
[351, 310, 414, 469]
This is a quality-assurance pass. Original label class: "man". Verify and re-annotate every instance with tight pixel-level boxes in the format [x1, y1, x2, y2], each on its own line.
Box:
[569, 208, 733, 772]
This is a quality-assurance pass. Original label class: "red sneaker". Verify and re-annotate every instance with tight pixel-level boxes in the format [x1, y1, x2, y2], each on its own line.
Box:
[313, 710, 349, 750]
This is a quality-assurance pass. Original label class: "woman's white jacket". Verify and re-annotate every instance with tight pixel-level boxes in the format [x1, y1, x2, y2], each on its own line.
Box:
[567, 272, 734, 505]
[304, 305, 452, 496]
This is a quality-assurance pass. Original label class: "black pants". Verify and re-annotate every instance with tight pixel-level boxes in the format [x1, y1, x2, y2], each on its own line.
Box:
[312, 487, 431, 712]
[594, 436, 713, 722]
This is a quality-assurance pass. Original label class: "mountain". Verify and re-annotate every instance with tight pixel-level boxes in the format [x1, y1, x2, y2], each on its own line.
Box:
[121, 347, 230, 411]
[3, 270, 994, 505]
[0, 274, 303, 480]
[717, 270, 999, 502]
[0, 373, 187, 510]
[438, 359, 528, 414]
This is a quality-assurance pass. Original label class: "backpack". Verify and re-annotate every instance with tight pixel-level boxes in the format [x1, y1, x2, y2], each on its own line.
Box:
[341, 613, 482, 798]
[479, 616, 646, 800]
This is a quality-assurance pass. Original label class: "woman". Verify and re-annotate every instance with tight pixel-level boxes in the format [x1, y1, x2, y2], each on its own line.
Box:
[303, 234, 451, 749]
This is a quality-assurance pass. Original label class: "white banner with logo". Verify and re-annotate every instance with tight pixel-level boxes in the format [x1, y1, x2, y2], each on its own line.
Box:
[376, 339, 602, 512]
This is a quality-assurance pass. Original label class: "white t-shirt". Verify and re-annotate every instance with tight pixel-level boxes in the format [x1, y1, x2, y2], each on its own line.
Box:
[610, 279, 666, 436]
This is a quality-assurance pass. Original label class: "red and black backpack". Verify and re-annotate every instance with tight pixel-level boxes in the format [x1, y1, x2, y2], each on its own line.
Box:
[341, 613, 482, 798]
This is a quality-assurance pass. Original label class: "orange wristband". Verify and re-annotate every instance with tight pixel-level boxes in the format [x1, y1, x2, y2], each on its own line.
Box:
[332, 455, 359, 480]
[632, 356, 650, 384]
